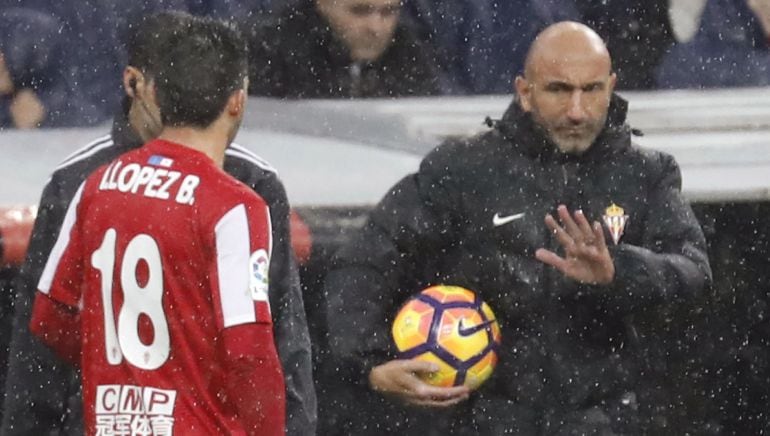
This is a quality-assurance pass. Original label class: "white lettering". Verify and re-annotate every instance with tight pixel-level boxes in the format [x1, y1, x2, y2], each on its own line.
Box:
[117, 163, 141, 192]
[107, 160, 122, 190]
[175, 175, 199, 205]
[99, 161, 116, 191]
[95, 385, 120, 414]
[131, 166, 154, 194]
[99, 163, 198, 205]
[120, 385, 144, 414]
[144, 388, 176, 415]
[157, 171, 180, 200]
[95, 384, 177, 435]
[144, 168, 166, 198]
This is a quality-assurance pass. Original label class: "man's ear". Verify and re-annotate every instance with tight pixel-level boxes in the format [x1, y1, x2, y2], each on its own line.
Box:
[608, 72, 617, 94]
[227, 89, 247, 117]
[123, 66, 142, 98]
[514, 76, 532, 112]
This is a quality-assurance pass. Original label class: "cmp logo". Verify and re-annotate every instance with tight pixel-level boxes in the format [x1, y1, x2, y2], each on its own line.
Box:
[249, 249, 270, 302]
[602, 203, 629, 245]
[94, 385, 177, 435]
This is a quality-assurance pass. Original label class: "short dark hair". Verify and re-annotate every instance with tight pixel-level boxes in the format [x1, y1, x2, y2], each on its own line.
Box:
[153, 17, 248, 128]
[126, 11, 194, 80]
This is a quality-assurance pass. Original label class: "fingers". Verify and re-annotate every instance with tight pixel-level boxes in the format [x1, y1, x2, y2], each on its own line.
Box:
[402, 382, 470, 408]
[572, 209, 596, 242]
[556, 205, 582, 240]
[538, 207, 615, 284]
[544, 213, 574, 251]
[398, 358, 440, 375]
[409, 391, 470, 408]
[593, 221, 608, 253]
[397, 361, 470, 407]
[534, 248, 567, 271]
[371, 359, 471, 408]
[546, 206, 601, 251]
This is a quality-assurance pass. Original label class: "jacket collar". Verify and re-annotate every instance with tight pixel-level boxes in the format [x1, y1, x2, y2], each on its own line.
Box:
[493, 93, 632, 162]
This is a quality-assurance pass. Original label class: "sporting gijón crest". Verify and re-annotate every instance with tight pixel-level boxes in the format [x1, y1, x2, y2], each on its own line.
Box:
[602, 203, 628, 245]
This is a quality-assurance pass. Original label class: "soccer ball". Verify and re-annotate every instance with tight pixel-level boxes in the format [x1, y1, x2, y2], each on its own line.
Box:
[391, 285, 501, 390]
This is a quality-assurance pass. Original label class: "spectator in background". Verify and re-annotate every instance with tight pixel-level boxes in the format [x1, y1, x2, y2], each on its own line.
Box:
[657, 0, 770, 88]
[0, 8, 84, 128]
[0, 1, 282, 127]
[400, 0, 565, 94]
[247, 0, 442, 98]
[569, 0, 675, 90]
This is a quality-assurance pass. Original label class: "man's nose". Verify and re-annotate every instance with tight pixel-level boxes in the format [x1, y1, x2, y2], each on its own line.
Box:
[566, 91, 587, 122]
[364, 12, 390, 34]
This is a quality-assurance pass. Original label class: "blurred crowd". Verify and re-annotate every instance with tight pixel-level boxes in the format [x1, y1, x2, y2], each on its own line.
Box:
[1, 0, 769, 128]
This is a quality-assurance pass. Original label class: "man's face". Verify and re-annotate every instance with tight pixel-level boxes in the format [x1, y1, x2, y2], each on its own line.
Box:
[316, 0, 401, 62]
[516, 55, 616, 155]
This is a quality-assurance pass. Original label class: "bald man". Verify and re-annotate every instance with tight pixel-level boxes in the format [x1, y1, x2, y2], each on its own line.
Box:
[324, 21, 711, 435]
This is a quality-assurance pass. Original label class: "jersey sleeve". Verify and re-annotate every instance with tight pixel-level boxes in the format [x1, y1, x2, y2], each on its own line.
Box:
[213, 198, 286, 435]
[211, 199, 274, 351]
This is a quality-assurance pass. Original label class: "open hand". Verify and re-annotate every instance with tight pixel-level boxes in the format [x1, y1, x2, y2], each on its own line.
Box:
[368, 359, 470, 408]
[535, 204, 614, 285]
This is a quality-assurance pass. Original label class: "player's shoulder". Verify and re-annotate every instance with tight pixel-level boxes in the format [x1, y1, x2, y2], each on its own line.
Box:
[197, 168, 269, 230]
[198, 158, 268, 206]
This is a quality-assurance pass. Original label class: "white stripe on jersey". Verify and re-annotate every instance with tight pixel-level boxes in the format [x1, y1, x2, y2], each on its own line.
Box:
[226, 143, 277, 175]
[215, 204, 256, 328]
[54, 134, 114, 171]
[39, 181, 86, 294]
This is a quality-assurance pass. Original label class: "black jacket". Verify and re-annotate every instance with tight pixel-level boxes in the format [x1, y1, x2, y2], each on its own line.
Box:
[1, 104, 317, 435]
[324, 95, 711, 433]
[247, 0, 442, 98]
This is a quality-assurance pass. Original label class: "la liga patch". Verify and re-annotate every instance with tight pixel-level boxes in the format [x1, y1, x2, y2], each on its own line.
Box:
[249, 249, 270, 301]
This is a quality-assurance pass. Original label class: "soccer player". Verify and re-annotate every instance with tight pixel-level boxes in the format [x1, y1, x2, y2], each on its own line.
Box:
[2, 11, 315, 436]
[29, 16, 285, 435]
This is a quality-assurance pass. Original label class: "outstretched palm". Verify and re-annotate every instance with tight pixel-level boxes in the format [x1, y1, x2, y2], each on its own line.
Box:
[535, 204, 615, 285]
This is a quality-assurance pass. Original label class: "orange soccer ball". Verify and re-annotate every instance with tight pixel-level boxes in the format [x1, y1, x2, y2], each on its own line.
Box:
[391, 285, 502, 390]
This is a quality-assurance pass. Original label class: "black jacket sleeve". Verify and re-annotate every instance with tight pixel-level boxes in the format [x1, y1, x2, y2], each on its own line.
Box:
[253, 174, 317, 436]
[324, 143, 460, 384]
[600, 152, 712, 313]
[1, 174, 84, 435]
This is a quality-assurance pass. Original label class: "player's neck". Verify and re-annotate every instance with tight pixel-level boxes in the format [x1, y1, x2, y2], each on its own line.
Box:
[158, 127, 227, 168]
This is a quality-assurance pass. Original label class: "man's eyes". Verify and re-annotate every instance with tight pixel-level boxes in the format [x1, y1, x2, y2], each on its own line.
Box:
[582, 83, 604, 92]
[348, 5, 399, 17]
[349, 5, 373, 16]
[544, 83, 604, 92]
[545, 83, 572, 92]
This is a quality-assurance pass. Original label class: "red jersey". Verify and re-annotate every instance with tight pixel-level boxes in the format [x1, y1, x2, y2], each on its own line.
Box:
[31, 139, 286, 435]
